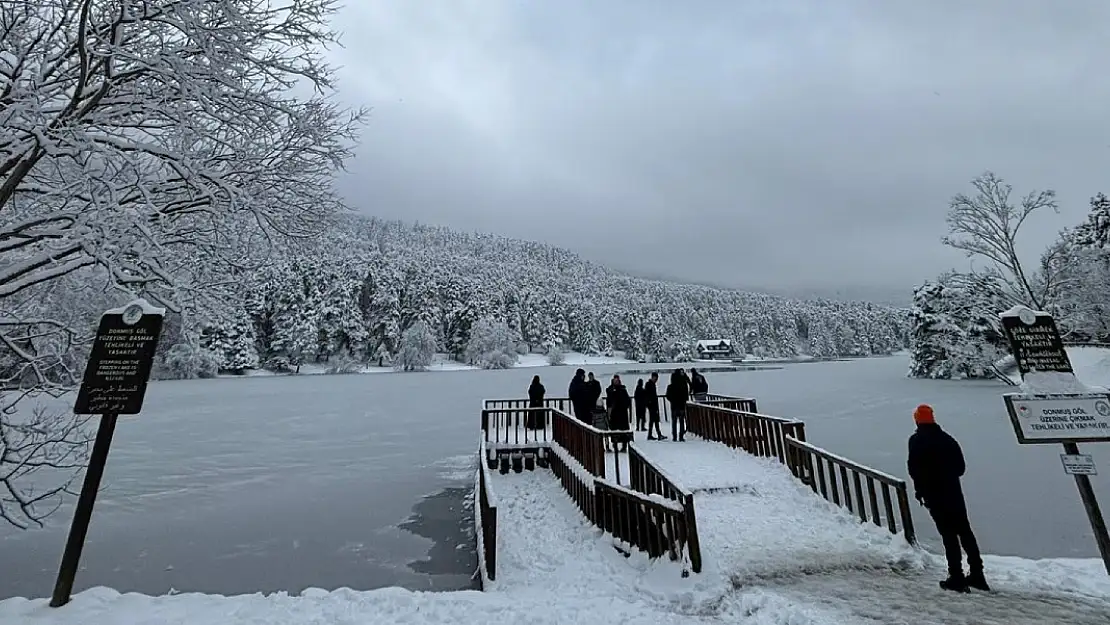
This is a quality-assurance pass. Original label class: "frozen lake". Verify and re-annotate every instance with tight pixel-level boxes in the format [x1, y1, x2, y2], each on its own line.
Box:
[1, 354, 1106, 600]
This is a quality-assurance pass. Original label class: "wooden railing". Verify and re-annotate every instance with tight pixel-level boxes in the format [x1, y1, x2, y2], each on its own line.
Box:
[627, 444, 686, 503]
[477, 441, 499, 581]
[485, 395, 674, 422]
[594, 479, 701, 574]
[698, 393, 758, 413]
[783, 436, 916, 544]
[546, 442, 702, 574]
[484, 397, 574, 413]
[548, 407, 634, 484]
[550, 407, 608, 477]
[481, 406, 551, 448]
[685, 402, 807, 463]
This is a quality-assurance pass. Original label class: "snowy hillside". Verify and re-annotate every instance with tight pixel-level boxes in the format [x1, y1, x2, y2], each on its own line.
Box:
[185, 215, 910, 375]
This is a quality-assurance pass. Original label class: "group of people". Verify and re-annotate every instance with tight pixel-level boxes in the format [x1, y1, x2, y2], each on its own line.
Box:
[528, 374, 991, 594]
[553, 367, 709, 444]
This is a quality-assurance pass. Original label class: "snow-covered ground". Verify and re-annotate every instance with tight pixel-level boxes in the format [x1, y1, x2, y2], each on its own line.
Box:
[6, 452, 1108, 624]
[5, 354, 1110, 623]
[1006, 346, 1110, 388]
[222, 351, 634, 377]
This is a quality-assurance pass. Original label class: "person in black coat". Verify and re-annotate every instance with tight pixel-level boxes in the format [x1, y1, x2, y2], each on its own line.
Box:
[907, 404, 988, 593]
[585, 372, 603, 410]
[605, 375, 633, 451]
[568, 369, 589, 423]
[527, 375, 545, 429]
[645, 372, 665, 440]
[633, 379, 647, 431]
[665, 369, 689, 441]
[689, 368, 709, 399]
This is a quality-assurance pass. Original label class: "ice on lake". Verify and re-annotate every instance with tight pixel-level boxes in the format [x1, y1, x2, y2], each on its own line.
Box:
[1, 354, 1105, 600]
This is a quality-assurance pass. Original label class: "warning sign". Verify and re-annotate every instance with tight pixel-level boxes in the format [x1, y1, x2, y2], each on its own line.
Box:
[1004, 394, 1110, 444]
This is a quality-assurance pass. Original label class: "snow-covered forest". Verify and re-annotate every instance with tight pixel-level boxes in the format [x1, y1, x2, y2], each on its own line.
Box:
[0, 0, 910, 529]
[179, 214, 912, 375]
[909, 172, 1110, 381]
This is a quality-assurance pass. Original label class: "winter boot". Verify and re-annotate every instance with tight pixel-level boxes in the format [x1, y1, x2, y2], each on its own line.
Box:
[965, 570, 990, 592]
[939, 573, 970, 593]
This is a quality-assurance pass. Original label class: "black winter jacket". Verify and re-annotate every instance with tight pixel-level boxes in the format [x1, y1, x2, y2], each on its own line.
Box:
[907, 423, 966, 505]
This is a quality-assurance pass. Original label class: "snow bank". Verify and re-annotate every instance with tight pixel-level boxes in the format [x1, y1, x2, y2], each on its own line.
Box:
[1019, 371, 1100, 395]
[1007, 346, 1110, 391]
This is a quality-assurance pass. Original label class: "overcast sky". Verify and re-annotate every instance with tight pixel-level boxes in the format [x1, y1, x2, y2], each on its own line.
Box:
[327, 0, 1110, 300]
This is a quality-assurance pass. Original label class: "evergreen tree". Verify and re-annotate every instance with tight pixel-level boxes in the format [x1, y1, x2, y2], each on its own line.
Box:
[395, 321, 436, 371]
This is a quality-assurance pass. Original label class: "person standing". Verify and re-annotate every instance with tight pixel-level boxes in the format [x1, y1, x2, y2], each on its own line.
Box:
[689, 368, 709, 401]
[633, 379, 647, 431]
[605, 375, 633, 452]
[645, 372, 665, 440]
[527, 375, 545, 429]
[665, 369, 689, 441]
[568, 369, 589, 423]
[586, 372, 603, 411]
[907, 404, 989, 593]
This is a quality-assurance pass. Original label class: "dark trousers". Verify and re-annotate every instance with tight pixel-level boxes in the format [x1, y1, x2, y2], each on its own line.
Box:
[635, 409, 646, 430]
[572, 403, 592, 424]
[928, 499, 983, 577]
[647, 410, 663, 438]
[671, 405, 686, 440]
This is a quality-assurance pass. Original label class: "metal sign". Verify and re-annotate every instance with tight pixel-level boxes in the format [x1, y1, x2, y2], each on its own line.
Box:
[1003, 394, 1110, 444]
[73, 301, 165, 415]
[1062, 454, 1098, 476]
[1000, 308, 1074, 376]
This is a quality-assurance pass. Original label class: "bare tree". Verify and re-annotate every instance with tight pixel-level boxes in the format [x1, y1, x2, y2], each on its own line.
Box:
[0, 0, 365, 527]
[943, 172, 1058, 310]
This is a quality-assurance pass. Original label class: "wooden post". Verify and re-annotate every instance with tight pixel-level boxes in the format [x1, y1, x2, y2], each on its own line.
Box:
[683, 493, 703, 574]
[50, 413, 119, 607]
[1064, 442, 1110, 574]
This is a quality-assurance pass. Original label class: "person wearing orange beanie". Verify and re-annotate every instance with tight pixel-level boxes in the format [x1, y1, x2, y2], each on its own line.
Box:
[907, 404, 989, 593]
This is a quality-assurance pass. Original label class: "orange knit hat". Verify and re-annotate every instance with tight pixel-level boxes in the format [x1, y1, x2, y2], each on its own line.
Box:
[913, 404, 935, 425]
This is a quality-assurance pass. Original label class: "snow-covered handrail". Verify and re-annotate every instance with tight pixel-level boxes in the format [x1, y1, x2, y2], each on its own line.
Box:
[783, 435, 916, 544]
[476, 440, 499, 581]
[685, 403, 808, 463]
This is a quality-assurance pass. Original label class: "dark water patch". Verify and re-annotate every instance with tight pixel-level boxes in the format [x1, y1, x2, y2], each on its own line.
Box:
[398, 486, 479, 590]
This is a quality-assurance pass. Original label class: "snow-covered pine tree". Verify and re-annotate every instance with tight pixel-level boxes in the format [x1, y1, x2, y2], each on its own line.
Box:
[465, 318, 519, 369]
[395, 321, 437, 371]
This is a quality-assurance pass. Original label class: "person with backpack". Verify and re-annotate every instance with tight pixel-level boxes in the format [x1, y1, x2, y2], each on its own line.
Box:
[907, 404, 989, 593]
[665, 368, 689, 441]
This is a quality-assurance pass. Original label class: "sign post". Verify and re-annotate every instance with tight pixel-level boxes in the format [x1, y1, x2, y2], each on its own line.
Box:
[49, 299, 164, 608]
[1000, 305, 1110, 574]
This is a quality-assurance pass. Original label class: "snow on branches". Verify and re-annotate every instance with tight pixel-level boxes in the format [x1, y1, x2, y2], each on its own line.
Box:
[0, 0, 364, 528]
[395, 321, 436, 372]
[913, 174, 1110, 380]
[465, 318, 519, 370]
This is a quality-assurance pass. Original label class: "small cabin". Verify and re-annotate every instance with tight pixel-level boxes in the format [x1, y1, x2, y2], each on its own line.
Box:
[695, 339, 734, 360]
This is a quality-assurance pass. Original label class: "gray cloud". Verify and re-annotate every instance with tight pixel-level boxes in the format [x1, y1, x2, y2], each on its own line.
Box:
[327, 0, 1110, 298]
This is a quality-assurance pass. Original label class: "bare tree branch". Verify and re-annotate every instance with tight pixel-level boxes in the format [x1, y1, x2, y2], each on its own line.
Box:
[942, 171, 1058, 310]
[0, 0, 366, 528]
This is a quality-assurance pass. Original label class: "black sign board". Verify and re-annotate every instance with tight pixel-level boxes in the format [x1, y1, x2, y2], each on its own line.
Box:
[73, 304, 164, 415]
[1000, 310, 1073, 376]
